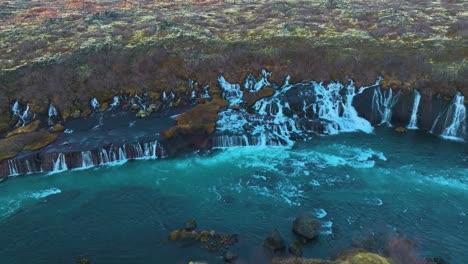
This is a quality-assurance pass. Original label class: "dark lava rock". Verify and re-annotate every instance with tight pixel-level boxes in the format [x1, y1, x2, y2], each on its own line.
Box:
[264, 229, 286, 252]
[288, 240, 303, 256]
[184, 219, 197, 231]
[292, 216, 321, 240]
[223, 250, 238, 263]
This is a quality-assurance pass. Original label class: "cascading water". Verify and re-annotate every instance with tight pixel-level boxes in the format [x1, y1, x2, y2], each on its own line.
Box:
[12, 101, 20, 116]
[8, 160, 19, 176]
[48, 104, 58, 118]
[81, 151, 94, 168]
[436, 92, 466, 141]
[201, 85, 211, 99]
[407, 90, 421, 130]
[215, 71, 376, 148]
[372, 87, 400, 127]
[90, 98, 100, 112]
[110, 96, 120, 109]
[218, 76, 243, 105]
[51, 153, 68, 174]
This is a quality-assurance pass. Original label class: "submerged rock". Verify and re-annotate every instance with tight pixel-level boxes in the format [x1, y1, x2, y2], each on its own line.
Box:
[292, 216, 321, 241]
[264, 229, 286, 253]
[223, 250, 238, 263]
[184, 219, 197, 231]
[289, 240, 303, 256]
[77, 259, 91, 264]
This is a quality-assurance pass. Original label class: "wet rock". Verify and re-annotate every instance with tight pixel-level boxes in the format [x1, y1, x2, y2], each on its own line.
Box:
[395, 126, 408, 133]
[223, 250, 238, 263]
[184, 219, 197, 231]
[292, 216, 321, 241]
[264, 229, 286, 252]
[288, 240, 303, 256]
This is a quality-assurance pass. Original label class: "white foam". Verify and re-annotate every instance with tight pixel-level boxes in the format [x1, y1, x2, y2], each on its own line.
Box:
[312, 208, 328, 218]
[29, 188, 62, 199]
[320, 221, 333, 235]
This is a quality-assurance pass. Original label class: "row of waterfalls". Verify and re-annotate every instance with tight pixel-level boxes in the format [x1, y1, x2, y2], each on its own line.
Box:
[2, 140, 165, 178]
[213, 71, 466, 148]
[2, 71, 467, 178]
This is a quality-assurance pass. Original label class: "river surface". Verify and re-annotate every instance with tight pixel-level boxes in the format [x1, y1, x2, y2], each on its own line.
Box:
[0, 128, 467, 264]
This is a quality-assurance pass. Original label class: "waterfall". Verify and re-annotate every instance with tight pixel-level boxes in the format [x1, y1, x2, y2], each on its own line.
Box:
[440, 92, 466, 141]
[372, 87, 400, 127]
[219, 76, 243, 105]
[312, 81, 373, 134]
[81, 151, 94, 168]
[216, 74, 379, 148]
[201, 85, 211, 99]
[162, 91, 168, 101]
[118, 146, 127, 161]
[48, 103, 58, 118]
[110, 96, 120, 109]
[12, 101, 21, 116]
[8, 160, 19, 176]
[25, 160, 33, 174]
[244, 69, 271, 92]
[407, 90, 421, 129]
[51, 153, 68, 174]
[99, 148, 110, 164]
[90, 98, 100, 111]
[191, 90, 196, 99]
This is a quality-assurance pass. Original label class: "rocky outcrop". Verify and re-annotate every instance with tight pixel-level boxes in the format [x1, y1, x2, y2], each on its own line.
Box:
[0, 130, 58, 161]
[292, 216, 321, 241]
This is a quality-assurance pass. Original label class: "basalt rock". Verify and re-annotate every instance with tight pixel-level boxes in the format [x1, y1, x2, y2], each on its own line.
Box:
[292, 216, 321, 241]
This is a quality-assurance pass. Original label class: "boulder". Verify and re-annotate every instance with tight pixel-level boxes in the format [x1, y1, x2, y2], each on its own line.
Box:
[264, 229, 286, 252]
[292, 216, 321, 240]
